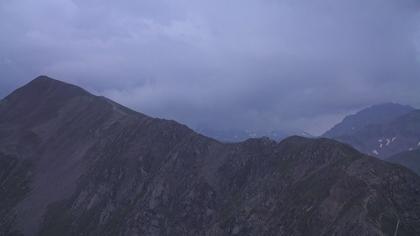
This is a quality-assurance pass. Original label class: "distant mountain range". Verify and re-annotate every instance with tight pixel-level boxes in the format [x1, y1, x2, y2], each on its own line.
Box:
[324, 103, 420, 175]
[1, 76, 420, 235]
[195, 127, 313, 142]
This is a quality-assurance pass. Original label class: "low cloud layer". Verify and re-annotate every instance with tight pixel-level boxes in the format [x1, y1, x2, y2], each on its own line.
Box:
[1, 0, 420, 134]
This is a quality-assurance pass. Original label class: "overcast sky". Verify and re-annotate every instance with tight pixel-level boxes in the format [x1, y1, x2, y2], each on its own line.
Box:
[1, 0, 420, 135]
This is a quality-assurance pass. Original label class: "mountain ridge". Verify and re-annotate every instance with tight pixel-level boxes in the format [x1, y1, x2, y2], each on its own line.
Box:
[331, 109, 420, 159]
[323, 103, 415, 138]
[1, 76, 420, 235]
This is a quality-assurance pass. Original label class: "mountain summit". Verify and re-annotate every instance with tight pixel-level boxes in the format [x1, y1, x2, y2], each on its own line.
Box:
[1, 77, 420, 236]
[325, 103, 420, 159]
[4, 75, 90, 102]
[323, 103, 414, 138]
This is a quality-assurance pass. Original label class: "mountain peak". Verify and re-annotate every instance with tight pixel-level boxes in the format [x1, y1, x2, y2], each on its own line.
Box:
[25, 75, 89, 96]
[1, 77, 420, 235]
[323, 102, 415, 138]
[29, 75, 72, 88]
[3, 75, 91, 104]
[32, 75, 58, 82]
[0, 76, 93, 125]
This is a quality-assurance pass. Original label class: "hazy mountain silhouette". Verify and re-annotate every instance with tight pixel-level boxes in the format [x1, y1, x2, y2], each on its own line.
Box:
[323, 103, 414, 138]
[325, 103, 420, 159]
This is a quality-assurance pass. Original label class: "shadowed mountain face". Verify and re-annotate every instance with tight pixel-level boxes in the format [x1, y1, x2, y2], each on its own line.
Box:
[323, 103, 415, 138]
[388, 150, 420, 176]
[333, 110, 420, 159]
[324, 103, 420, 159]
[1, 77, 420, 236]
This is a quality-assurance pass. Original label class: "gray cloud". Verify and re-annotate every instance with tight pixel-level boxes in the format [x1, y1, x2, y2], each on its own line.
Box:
[1, 0, 420, 134]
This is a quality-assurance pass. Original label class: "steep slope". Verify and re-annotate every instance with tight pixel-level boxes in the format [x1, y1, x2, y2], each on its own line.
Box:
[388, 149, 420, 175]
[330, 110, 420, 159]
[323, 103, 414, 138]
[1, 76, 420, 236]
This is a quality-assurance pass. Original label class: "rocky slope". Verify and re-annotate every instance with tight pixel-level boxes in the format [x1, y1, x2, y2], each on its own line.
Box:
[323, 103, 414, 138]
[336, 110, 420, 159]
[324, 103, 420, 159]
[1, 76, 420, 236]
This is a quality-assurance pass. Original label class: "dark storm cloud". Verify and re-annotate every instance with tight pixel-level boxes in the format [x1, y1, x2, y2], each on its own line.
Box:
[1, 0, 420, 134]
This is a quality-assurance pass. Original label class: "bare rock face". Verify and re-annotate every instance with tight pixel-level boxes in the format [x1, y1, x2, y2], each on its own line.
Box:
[1, 76, 420, 236]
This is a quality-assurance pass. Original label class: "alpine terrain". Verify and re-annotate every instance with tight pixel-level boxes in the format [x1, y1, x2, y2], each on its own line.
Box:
[1, 76, 420, 236]
[324, 104, 420, 159]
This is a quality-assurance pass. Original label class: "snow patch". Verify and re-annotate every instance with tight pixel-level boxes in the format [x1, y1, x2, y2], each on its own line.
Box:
[372, 150, 379, 155]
